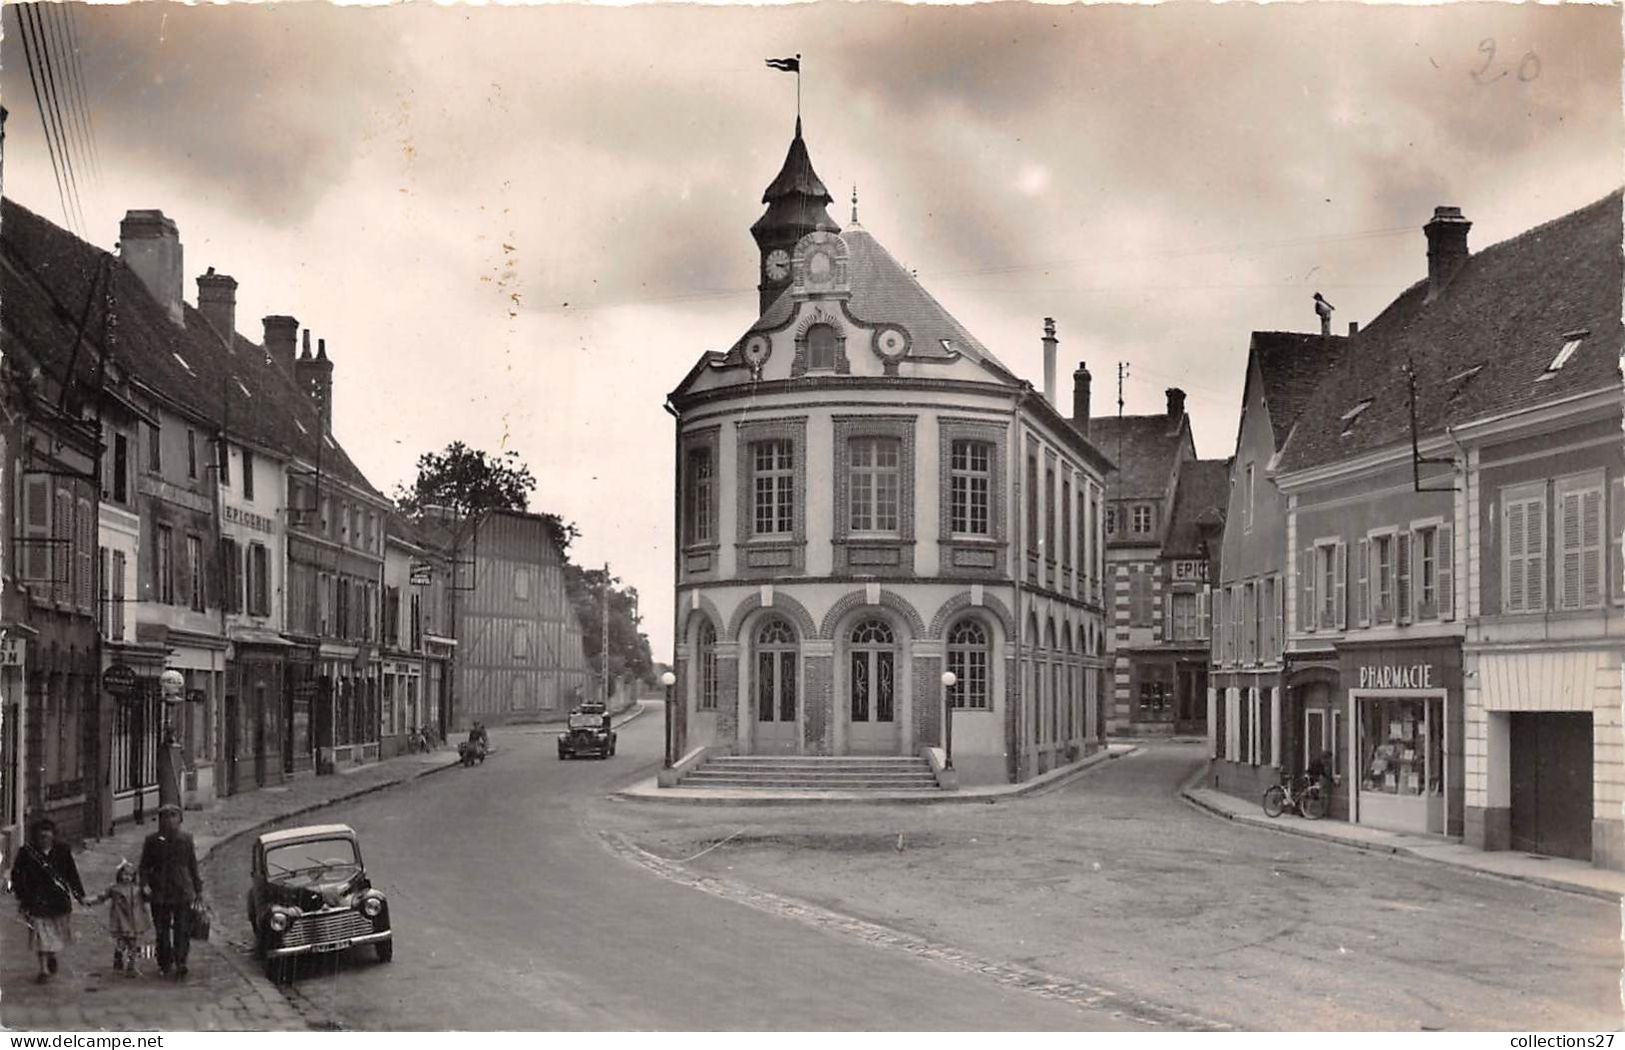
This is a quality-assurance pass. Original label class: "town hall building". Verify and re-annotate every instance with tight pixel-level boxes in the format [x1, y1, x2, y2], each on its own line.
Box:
[664, 121, 1113, 786]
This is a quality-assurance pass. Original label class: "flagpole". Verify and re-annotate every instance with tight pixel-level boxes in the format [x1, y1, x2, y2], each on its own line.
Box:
[796, 53, 801, 120]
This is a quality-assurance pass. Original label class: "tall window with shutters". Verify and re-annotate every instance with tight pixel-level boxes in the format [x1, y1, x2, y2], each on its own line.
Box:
[1503, 483, 1547, 614]
[250, 543, 270, 616]
[1556, 474, 1604, 611]
[154, 526, 175, 605]
[186, 534, 206, 612]
[222, 538, 242, 614]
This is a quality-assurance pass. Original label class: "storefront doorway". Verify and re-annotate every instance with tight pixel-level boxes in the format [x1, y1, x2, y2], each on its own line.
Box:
[1510, 712, 1592, 862]
[1355, 692, 1447, 835]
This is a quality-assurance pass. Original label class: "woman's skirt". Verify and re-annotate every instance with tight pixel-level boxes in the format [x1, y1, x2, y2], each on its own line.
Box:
[28, 913, 72, 954]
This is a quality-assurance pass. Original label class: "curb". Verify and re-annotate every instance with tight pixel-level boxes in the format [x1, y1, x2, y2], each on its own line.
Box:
[1176, 765, 1621, 903]
[612, 744, 1135, 807]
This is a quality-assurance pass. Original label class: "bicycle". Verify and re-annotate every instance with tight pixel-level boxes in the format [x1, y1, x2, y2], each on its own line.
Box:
[1262, 773, 1328, 820]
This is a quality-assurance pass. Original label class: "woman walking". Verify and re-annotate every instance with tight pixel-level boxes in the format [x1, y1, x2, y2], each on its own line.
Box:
[11, 819, 86, 983]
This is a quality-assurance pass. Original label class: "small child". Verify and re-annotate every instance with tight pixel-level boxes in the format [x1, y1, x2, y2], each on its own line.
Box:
[85, 860, 151, 976]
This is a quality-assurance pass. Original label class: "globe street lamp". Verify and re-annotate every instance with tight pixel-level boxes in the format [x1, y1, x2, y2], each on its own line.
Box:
[660, 670, 677, 770]
[157, 669, 186, 813]
[940, 670, 957, 771]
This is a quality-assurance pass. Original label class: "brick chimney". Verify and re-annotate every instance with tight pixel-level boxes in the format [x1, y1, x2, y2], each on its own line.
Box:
[1424, 205, 1471, 303]
[295, 331, 335, 432]
[119, 210, 184, 326]
[1166, 387, 1186, 421]
[196, 268, 237, 349]
[1041, 318, 1058, 409]
[262, 315, 299, 371]
[1072, 361, 1091, 436]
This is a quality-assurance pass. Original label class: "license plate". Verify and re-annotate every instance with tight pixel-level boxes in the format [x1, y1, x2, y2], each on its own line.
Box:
[313, 939, 351, 953]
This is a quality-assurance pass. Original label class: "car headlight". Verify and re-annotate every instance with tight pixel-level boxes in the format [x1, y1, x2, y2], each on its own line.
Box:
[268, 909, 291, 933]
[361, 895, 384, 918]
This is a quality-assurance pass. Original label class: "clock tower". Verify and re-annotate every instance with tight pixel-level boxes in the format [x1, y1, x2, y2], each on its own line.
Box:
[751, 117, 841, 315]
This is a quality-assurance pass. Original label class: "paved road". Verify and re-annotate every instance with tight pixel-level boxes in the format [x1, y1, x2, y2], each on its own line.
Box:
[607, 741, 1622, 1031]
[203, 710, 1146, 1030]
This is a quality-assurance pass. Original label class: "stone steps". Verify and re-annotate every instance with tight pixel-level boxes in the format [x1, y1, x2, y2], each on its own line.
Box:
[679, 754, 943, 792]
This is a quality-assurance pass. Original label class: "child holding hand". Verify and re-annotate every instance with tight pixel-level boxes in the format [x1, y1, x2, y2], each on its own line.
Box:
[84, 860, 150, 976]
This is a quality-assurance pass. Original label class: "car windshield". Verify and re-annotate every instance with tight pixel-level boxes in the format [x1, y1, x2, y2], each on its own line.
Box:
[568, 714, 603, 729]
[264, 838, 360, 879]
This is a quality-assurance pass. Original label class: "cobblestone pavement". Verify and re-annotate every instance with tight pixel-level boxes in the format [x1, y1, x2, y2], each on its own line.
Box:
[1, 745, 460, 1031]
[598, 741, 1623, 1032]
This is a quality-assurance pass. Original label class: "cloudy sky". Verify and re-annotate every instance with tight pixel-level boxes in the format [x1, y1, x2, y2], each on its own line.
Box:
[3, 1, 1619, 659]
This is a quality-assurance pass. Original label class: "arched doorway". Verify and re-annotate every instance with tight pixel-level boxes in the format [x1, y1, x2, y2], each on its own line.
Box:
[753, 617, 799, 754]
[847, 618, 900, 754]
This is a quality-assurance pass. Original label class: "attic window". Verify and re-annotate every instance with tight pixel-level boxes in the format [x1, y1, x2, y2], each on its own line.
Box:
[294, 419, 309, 435]
[939, 339, 955, 354]
[1339, 399, 1373, 435]
[235, 379, 252, 399]
[1537, 332, 1587, 381]
[171, 352, 195, 376]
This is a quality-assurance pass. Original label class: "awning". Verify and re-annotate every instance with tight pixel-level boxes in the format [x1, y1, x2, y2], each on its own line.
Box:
[229, 627, 297, 648]
[1479, 648, 1617, 712]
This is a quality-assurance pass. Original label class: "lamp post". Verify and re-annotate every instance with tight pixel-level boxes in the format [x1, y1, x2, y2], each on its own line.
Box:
[940, 670, 957, 771]
[156, 668, 186, 813]
[660, 670, 677, 769]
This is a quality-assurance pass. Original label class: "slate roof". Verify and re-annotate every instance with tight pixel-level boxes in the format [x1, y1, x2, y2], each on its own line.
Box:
[1088, 413, 1188, 500]
[741, 224, 1018, 380]
[1278, 190, 1624, 474]
[1, 198, 383, 500]
[1247, 331, 1350, 450]
[1165, 458, 1231, 557]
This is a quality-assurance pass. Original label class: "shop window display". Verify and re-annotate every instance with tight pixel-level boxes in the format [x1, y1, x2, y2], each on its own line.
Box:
[1357, 696, 1445, 833]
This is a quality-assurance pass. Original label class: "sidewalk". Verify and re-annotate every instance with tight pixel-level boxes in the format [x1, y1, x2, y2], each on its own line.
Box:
[615, 743, 1136, 805]
[1183, 780, 1625, 902]
[1, 745, 460, 1032]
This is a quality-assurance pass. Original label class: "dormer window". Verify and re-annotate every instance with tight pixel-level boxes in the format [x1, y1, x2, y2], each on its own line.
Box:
[806, 324, 838, 371]
[1340, 399, 1373, 435]
[1537, 332, 1587, 381]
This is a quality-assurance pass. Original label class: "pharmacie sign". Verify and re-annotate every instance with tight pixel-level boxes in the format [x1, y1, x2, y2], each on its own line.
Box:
[1357, 663, 1436, 690]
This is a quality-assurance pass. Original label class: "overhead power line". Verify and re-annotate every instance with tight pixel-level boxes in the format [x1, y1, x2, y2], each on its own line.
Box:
[20, 3, 87, 233]
[14, 4, 74, 233]
[50, 2, 101, 188]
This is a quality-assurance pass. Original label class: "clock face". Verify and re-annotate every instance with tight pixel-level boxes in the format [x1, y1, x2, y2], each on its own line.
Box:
[764, 250, 790, 281]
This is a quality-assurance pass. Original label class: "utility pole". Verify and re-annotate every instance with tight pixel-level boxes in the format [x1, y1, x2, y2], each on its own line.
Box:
[601, 562, 611, 706]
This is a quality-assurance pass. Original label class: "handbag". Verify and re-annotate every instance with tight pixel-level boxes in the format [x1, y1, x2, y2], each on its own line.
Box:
[190, 899, 212, 941]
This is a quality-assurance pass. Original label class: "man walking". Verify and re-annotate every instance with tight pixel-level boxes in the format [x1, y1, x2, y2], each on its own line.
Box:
[139, 803, 202, 978]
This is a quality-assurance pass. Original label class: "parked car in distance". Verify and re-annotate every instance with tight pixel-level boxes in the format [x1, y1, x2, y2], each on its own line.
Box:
[247, 823, 393, 982]
[557, 701, 616, 760]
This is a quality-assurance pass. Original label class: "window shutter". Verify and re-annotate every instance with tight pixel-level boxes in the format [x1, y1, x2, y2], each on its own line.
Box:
[1559, 490, 1581, 610]
[53, 487, 73, 603]
[1335, 542, 1348, 631]
[1162, 591, 1172, 640]
[1582, 488, 1602, 607]
[77, 496, 94, 612]
[112, 550, 126, 639]
[1211, 589, 1223, 662]
[1275, 576, 1285, 656]
[1396, 529, 1411, 624]
[1199, 589, 1211, 643]
[1300, 548, 1313, 633]
[1356, 538, 1369, 627]
[1439, 523, 1454, 620]
[1505, 502, 1526, 612]
[1613, 477, 1625, 604]
[21, 476, 51, 586]
[1526, 497, 1546, 611]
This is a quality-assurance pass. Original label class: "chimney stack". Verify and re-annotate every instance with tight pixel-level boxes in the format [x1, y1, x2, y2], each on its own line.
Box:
[1166, 387, 1186, 421]
[1041, 317, 1058, 409]
[1072, 361, 1092, 436]
[196, 267, 237, 349]
[1424, 205, 1471, 302]
[295, 331, 335, 433]
[119, 210, 185, 326]
[1348, 321, 1359, 336]
[262, 315, 299, 370]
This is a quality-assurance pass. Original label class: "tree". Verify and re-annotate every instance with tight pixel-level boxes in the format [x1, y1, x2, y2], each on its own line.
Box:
[394, 441, 578, 553]
[564, 564, 654, 697]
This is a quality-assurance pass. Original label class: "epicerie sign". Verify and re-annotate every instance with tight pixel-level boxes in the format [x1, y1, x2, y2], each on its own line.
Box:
[224, 504, 276, 535]
[1170, 559, 1208, 581]
[1358, 664, 1435, 690]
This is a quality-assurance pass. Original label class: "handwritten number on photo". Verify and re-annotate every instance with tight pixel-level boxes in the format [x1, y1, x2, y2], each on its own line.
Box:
[1472, 38, 1540, 84]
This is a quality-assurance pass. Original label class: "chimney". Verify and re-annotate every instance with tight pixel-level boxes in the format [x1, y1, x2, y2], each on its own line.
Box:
[1041, 317, 1058, 409]
[196, 267, 237, 349]
[262, 315, 299, 370]
[295, 332, 335, 432]
[1348, 321, 1359, 336]
[119, 210, 185, 326]
[1072, 361, 1092, 436]
[1166, 387, 1186, 421]
[1424, 205, 1471, 302]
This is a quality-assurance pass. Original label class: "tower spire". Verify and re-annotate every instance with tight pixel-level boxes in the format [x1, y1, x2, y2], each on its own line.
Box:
[751, 117, 841, 314]
[851, 185, 858, 225]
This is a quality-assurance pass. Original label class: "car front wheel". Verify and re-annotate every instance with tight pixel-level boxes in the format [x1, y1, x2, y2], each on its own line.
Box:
[376, 940, 394, 963]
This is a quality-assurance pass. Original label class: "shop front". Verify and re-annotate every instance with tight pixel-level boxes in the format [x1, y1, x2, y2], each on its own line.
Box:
[224, 630, 294, 797]
[1127, 646, 1209, 735]
[101, 640, 168, 828]
[0, 626, 34, 864]
[1341, 641, 1463, 838]
[1288, 659, 1346, 821]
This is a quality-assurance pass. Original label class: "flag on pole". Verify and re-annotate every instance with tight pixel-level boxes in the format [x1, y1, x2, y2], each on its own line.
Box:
[765, 56, 800, 72]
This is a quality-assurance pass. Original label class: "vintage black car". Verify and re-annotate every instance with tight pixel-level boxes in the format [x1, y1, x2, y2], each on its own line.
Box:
[247, 823, 392, 981]
[557, 703, 616, 760]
